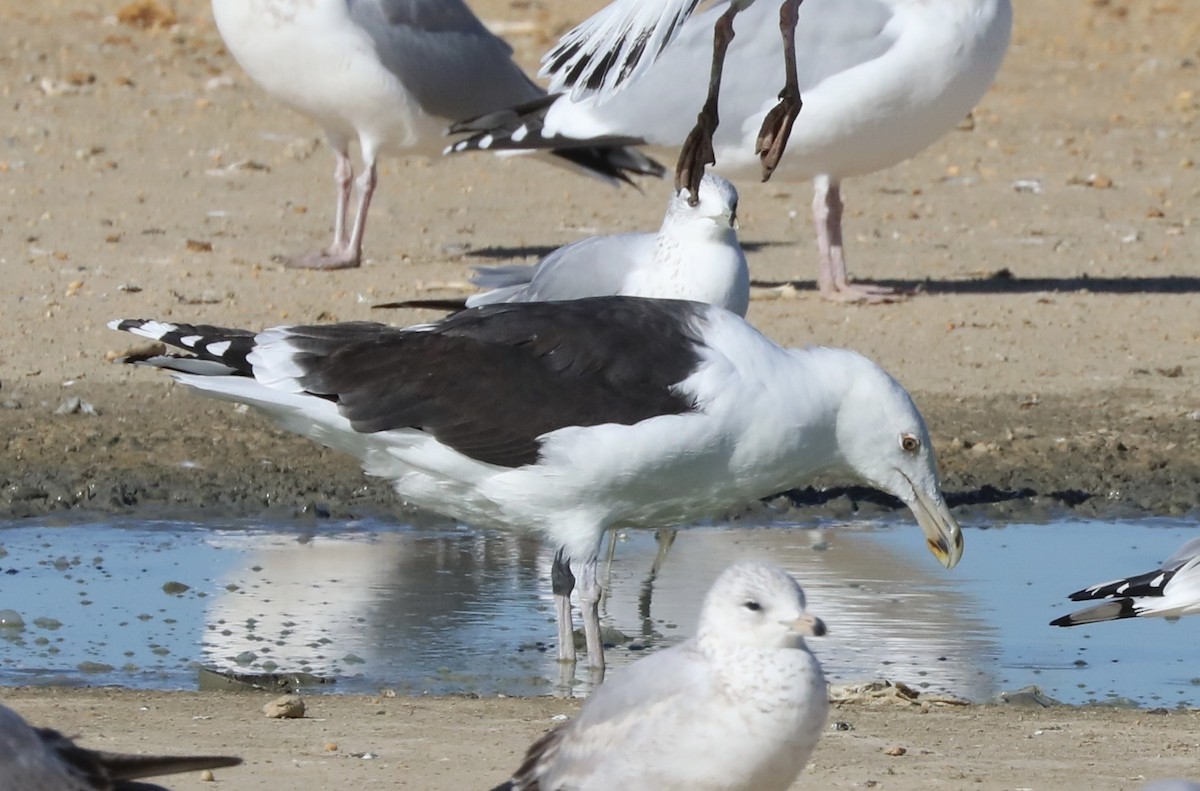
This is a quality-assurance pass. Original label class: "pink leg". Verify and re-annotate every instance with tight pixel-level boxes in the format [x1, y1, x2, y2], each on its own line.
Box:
[342, 154, 377, 266]
[330, 147, 352, 250]
[287, 140, 368, 270]
[812, 176, 898, 303]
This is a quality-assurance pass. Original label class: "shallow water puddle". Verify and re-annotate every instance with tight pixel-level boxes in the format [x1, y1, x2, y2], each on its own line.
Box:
[0, 516, 1196, 705]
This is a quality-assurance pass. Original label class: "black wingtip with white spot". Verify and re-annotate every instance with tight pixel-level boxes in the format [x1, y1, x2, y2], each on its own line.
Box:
[1067, 567, 1176, 603]
[108, 319, 258, 376]
[444, 95, 665, 184]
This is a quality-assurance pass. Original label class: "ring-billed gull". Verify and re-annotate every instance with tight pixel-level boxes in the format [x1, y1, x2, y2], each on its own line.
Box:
[210, 0, 664, 270]
[540, 0, 807, 199]
[108, 296, 963, 671]
[449, 0, 1012, 301]
[489, 561, 827, 791]
[0, 702, 241, 790]
[1050, 537, 1200, 626]
[375, 173, 749, 316]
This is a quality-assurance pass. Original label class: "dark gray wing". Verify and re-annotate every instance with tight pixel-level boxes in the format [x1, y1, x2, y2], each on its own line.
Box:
[114, 298, 710, 469]
[288, 298, 707, 467]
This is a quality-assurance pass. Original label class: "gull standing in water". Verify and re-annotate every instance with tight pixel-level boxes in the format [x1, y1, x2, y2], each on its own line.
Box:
[376, 173, 749, 317]
[108, 296, 963, 673]
[489, 561, 828, 791]
[210, 0, 663, 270]
[449, 0, 1012, 301]
[0, 703, 241, 790]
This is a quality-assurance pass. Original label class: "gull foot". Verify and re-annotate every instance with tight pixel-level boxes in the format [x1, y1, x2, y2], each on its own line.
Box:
[284, 248, 361, 270]
[675, 122, 716, 206]
[756, 89, 802, 182]
[820, 280, 906, 304]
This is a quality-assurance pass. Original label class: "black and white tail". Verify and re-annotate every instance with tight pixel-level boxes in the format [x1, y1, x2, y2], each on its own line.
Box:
[1050, 538, 1200, 626]
[446, 95, 662, 184]
[108, 319, 259, 377]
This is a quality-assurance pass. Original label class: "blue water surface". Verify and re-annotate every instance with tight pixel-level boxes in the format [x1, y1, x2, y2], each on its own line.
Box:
[0, 514, 1195, 705]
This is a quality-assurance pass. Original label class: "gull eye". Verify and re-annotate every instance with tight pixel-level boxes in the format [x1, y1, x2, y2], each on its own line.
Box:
[743, 600, 762, 612]
[900, 433, 921, 453]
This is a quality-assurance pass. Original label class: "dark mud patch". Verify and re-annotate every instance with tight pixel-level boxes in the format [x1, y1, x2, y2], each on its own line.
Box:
[2, 384, 1198, 521]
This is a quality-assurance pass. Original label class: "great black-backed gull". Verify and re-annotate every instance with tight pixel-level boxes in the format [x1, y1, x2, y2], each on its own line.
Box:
[109, 296, 962, 670]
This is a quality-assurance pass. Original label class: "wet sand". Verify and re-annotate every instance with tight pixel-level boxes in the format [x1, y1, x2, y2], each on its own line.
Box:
[0, 0, 1199, 787]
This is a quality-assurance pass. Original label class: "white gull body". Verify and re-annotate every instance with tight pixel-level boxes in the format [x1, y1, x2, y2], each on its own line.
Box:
[489, 561, 828, 791]
[109, 296, 962, 671]
[0, 702, 240, 791]
[210, 0, 660, 269]
[386, 174, 749, 316]
[1052, 536, 1200, 627]
[451, 0, 1013, 300]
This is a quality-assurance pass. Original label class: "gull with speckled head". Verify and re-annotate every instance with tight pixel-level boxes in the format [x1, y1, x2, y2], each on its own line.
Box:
[377, 174, 749, 316]
[108, 296, 963, 672]
[0, 702, 240, 791]
[1051, 537, 1200, 627]
[449, 0, 1012, 301]
[209, 0, 662, 270]
[489, 561, 828, 791]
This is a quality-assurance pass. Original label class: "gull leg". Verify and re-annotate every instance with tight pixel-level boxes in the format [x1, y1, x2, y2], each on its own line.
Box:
[599, 528, 618, 610]
[287, 142, 375, 270]
[812, 177, 897, 302]
[552, 549, 577, 665]
[675, 3, 741, 204]
[756, 0, 804, 181]
[578, 558, 606, 678]
[637, 529, 676, 634]
[649, 528, 677, 581]
[330, 146, 352, 250]
[286, 136, 361, 269]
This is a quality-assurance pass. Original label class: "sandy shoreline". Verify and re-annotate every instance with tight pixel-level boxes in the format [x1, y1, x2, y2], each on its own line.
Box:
[3, 687, 1199, 790]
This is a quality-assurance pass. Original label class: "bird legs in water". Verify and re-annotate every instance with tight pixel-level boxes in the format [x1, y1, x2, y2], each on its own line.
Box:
[286, 142, 377, 270]
[676, 0, 806, 205]
[552, 549, 606, 679]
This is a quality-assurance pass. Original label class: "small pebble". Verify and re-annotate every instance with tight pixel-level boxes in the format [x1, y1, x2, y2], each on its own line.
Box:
[199, 769, 215, 782]
[884, 746, 907, 757]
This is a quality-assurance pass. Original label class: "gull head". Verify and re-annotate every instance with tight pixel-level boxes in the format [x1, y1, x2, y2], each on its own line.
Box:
[669, 173, 739, 233]
[833, 356, 964, 570]
[698, 561, 826, 650]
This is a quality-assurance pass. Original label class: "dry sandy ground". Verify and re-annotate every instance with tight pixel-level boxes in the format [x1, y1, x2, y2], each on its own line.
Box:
[3, 687, 1200, 791]
[1, 0, 1199, 788]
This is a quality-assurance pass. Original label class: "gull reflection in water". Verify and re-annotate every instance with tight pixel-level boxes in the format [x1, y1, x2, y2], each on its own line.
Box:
[201, 526, 553, 693]
[200, 521, 996, 699]
[596, 523, 997, 701]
